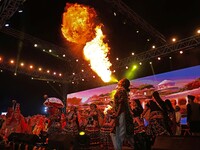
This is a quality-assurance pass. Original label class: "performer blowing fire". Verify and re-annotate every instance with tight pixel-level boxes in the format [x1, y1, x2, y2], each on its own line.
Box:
[111, 78, 134, 150]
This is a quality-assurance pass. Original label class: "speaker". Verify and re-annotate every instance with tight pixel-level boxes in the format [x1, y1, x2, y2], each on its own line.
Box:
[48, 134, 75, 150]
[152, 136, 200, 150]
[8, 133, 39, 145]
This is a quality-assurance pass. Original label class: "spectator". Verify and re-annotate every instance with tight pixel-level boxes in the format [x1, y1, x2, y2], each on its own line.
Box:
[187, 95, 200, 136]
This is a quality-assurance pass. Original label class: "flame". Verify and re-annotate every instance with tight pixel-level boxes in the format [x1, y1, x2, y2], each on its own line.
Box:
[83, 25, 112, 82]
[61, 3, 97, 44]
[61, 3, 112, 82]
[103, 104, 112, 115]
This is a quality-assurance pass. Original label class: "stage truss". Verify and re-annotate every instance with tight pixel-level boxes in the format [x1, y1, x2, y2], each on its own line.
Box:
[0, 0, 26, 28]
[0, 0, 200, 85]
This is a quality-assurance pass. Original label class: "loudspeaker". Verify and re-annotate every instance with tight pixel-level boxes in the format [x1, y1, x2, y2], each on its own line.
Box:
[152, 136, 200, 150]
[8, 133, 39, 145]
[48, 134, 74, 150]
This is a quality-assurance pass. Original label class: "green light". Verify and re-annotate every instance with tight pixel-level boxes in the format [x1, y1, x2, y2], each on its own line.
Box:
[132, 65, 137, 71]
[124, 64, 138, 79]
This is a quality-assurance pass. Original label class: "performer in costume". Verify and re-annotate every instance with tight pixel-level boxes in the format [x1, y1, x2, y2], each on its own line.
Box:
[110, 78, 134, 150]
[64, 106, 79, 137]
[85, 103, 101, 146]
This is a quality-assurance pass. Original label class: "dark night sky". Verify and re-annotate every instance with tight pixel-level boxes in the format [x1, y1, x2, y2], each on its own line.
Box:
[0, 0, 200, 116]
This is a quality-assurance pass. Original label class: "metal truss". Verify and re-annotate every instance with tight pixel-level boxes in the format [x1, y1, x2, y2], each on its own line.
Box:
[0, 27, 73, 62]
[104, 0, 166, 44]
[2, 33, 199, 84]
[114, 34, 200, 68]
[0, 0, 26, 28]
[66, 34, 200, 83]
[0, 27, 88, 75]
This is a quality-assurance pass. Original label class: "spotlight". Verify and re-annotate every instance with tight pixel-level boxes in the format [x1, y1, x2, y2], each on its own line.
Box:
[79, 131, 85, 136]
[5, 23, 9, 27]
[74, 132, 90, 149]
[18, 9, 23, 13]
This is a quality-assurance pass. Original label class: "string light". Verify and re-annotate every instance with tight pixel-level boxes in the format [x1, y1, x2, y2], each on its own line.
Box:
[0, 55, 64, 78]
[172, 38, 176, 42]
[10, 60, 14, 64]
[0, 56, 2, 62]
[20, 62, 24, 67]
[38, 67, 42, 71]
[0, 33, 192, 83]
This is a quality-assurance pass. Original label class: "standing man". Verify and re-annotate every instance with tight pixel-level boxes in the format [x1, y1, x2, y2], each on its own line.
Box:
[187, 95, 200, 136]
[111, 78, 134, 150]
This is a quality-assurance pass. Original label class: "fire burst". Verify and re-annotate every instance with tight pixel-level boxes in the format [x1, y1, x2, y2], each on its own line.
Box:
[61, 3, 97, 44]
[61, 3, 112, 82]
[84, 25, 111, 82]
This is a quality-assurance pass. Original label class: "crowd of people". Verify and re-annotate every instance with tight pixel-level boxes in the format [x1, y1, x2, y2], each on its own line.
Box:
[0, 78, 200, 150]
